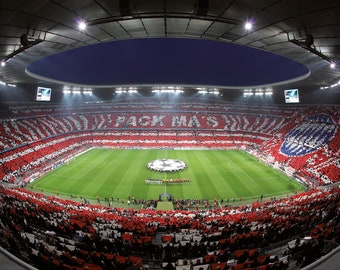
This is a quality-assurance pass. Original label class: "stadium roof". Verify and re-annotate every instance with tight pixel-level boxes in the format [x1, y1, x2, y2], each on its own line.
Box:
[0, 0, 340, 92]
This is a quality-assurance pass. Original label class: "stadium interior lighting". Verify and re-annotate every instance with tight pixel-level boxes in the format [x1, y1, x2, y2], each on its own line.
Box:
[116, 90, 127, 93]
[330, 62, 336, 69]
[320, 79, 340, 89]
[78, 20, 87, 31]
[244, 21, 253, 30]
[151, 86, 183, 93]
[243, 89, 253, 97]
[243, 88, 272, 97]
[210, 90, 219, 95]
[152, 89, 178, 93]
[0, 80, 6, 85]
[63, 90, 71, 94]
[115, 87, 138, 94]
[198, 88, 219, 95]
[73, 90, 81, 94]
[330, 82, 339, 88]
[7, 83, 16, 87]
[1, 61, 5, 67]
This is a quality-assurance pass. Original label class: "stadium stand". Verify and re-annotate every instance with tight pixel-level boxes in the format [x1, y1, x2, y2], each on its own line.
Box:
[1, 100, 338, 187]
[0, 185, 339, 269]
[0, 100, 339, 269]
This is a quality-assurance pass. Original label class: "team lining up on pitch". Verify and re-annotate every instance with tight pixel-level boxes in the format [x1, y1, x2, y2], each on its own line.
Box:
[145, 178, 190, 184]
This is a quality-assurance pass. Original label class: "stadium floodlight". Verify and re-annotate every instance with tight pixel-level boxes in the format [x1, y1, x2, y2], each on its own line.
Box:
[116, 90, 127, 93]
[78, 20, 87, 31]
[243, 89, 253, 97]
[1, 61, 5, 67]
[244, 21, 253, 30]
[320, 79, 340, 89]
[63, 90, 71, 94]
[330, 62, 336, 69]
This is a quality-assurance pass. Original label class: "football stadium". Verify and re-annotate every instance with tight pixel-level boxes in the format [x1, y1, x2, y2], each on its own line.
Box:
[0, 1, 339, 270]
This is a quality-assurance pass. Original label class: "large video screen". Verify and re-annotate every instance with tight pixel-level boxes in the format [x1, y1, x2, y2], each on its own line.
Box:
[284, 89, 299, 103]
[36, 87, 52, 101]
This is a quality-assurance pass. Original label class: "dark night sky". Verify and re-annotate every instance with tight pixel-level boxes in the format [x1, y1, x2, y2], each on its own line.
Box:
[26, 38, 310, 87]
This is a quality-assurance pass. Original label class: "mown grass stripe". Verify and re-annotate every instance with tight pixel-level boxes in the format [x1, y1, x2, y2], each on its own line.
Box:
[31, 148, 304, 202]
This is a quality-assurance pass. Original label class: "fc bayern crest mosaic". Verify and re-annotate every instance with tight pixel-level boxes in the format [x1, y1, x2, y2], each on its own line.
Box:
[280, 114, 337, 157]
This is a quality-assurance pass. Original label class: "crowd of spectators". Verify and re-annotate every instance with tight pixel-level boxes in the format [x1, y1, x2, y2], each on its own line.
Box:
[256, 111, 339, 186]
[0, 186, 339, 269]
[1, 101, 339, 186]
[0, 100, 339, 269]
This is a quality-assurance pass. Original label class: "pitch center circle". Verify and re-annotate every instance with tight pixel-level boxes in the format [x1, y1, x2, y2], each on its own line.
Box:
[147, 159, 187, 172]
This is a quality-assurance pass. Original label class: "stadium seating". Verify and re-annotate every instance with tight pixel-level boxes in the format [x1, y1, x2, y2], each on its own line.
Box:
[1, 100, 338, 186]
[0, 185, 339, 269]
[0, 99, 339, 269]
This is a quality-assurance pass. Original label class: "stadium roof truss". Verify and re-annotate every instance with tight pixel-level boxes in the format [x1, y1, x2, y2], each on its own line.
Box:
[0, 0, 339, 91]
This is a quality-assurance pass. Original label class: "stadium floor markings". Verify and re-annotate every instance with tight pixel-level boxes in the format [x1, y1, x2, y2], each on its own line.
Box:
[30, 148, 305, 203]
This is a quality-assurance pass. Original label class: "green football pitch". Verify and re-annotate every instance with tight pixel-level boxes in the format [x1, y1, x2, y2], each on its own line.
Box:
[30, 148, 304, 205]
